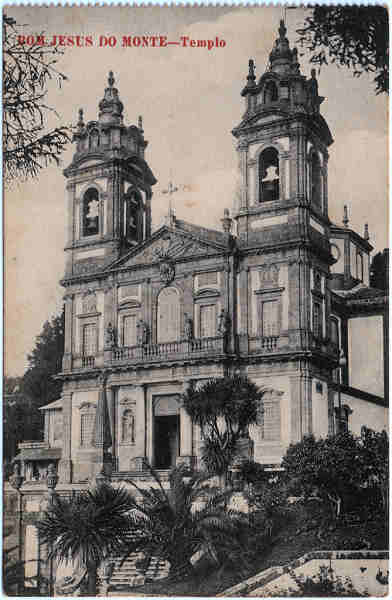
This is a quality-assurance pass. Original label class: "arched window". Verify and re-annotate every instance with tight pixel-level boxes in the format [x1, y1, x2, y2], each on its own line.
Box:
[259, 147, 279, 202]
[157, 287, 180, 343]
[90, 129, 99, 149]
[124, 189, 142, 242]
[263, 81, 278, 104]
[356, 251, 363, 281]
[310, 152, 322, 210]
[82, 188, 100, 236]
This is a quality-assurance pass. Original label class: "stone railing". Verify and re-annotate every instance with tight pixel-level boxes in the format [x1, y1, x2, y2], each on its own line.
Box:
[111, 336, 225, 364]
[72, 352, 104, 370]
[245, 335, 280, 353]
[18, 441, 49, 450]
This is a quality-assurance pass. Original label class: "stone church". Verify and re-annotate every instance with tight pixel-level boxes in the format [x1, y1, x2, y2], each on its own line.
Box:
[12, 22, 388, 492]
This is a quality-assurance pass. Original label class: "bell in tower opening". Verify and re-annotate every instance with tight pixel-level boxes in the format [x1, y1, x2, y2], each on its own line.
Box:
[259, 147, 279, 202]
[123, 188, 143, 244]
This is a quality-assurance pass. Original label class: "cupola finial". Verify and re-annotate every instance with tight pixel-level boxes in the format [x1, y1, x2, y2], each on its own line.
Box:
[248, 59, 256, 83]
[108, 70, 115, 88]
[343, 205, 349, 228]
[364, 223, 369, 241]
[279, 19, 287, 39]
[77, 108, 84, 128]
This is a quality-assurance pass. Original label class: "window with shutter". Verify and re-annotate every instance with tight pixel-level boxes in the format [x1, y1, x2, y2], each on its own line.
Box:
[260, 396, 281, 441]
[123, 315, 137, 346]
[259, 300, 279, 336]
[80, 412, 95, 447]
[157, 287, 180, 342]
[198, 272, 218, 288]
[313, 301, 322, 338]
[82, 323, 97, 356]
[200, 304, 216, 338]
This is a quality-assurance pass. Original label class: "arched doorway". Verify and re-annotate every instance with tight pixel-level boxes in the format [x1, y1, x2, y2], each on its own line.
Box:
[153, 395, 180, 469]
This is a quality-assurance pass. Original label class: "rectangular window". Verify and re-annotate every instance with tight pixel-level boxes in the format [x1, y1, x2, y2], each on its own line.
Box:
[80, 412, 95, 447]
[200, 304, 216, 338]
[313, 302, 322, 338]
[82, 323, 97, 356]
[122, 315, 137, 347]
[260, 398, 281, 441]
[259, 300, 279, 336]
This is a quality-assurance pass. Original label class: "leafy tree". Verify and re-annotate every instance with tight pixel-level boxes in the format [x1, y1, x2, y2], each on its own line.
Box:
[3, 14, 71, 184]
[124, 464, 248, 580]
[370, 249, 389, 290]
[21, 310, 65, 440]
[37, 484, 134, 595]
[297, 7, 388, 94]
[182, 375, 262, 482]
[282, 433, 365, 519]
[359, 427, 389, 515]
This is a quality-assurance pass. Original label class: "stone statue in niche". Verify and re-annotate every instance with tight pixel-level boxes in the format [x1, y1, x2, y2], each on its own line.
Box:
[218, 309, 231, 337]
[184, 313, 194, 340]
[121, 409, 135, 443]
[105, 322, 116, 348]
[137, 319, 149, 345]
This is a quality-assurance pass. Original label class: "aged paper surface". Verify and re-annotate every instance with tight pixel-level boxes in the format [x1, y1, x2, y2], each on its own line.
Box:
[3, 4, 388, 598]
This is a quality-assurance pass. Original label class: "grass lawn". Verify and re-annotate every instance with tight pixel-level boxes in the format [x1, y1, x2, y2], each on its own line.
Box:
[113, 502, 388, 597]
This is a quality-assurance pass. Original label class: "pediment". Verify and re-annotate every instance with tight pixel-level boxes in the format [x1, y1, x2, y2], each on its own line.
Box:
[107, 226, 226, 271]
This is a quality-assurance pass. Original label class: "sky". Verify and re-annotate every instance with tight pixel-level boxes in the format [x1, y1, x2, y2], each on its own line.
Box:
[4, 6, 388, 376]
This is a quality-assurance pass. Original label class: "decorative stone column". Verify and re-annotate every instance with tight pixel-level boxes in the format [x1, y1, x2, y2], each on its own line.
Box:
[58, 391, 73, 484]
[39, 463, 59, 596]
[132, 384, 148, 472]
[62, 294, 73, 371]
[177, 380, 195, 469]
[91, 372, 113, 481]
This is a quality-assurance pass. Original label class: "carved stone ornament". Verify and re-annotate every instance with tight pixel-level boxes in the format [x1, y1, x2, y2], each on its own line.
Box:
[82, 290, 97, 313]
[159, 260, 175, 285]
[258, 264, 280, 287]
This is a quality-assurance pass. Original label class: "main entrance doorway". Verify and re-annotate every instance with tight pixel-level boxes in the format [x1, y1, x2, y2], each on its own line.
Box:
[153, 395, 180, 469]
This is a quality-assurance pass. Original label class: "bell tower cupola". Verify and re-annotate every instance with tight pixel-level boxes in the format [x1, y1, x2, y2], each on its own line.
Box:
[63, 72, 157, 279]
[232, 20, 333, 243]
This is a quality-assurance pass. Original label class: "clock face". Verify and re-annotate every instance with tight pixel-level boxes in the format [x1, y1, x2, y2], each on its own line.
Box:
[331, 244, 340, 262]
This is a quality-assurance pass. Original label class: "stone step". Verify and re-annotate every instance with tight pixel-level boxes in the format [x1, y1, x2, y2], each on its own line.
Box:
[108, 551, 170, 591]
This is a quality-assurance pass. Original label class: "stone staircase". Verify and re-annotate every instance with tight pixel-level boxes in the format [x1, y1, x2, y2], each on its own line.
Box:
[108, 552, 170, 592]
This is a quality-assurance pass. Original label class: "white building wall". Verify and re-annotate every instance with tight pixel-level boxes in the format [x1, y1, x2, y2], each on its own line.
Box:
[311, 379, 329, 439]
[332, 389, 388, 435]
[348, 315, 384, 397]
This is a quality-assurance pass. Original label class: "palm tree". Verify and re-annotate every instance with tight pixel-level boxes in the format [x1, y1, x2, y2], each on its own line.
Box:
[123, 464, 248, 580]
[37, 483, 134, 595]
[182, 375, 263, 485]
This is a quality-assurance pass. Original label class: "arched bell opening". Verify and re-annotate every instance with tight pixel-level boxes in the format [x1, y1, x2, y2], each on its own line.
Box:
[259, 147, 280, 202]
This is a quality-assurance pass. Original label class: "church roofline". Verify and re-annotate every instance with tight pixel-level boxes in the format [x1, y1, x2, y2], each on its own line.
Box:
[103, 219, 232, 272]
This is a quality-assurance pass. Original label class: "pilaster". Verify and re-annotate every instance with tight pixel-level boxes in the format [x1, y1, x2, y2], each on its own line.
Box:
[62, 293, 73, 371]
[58, 392, 73, 483]
[177, 379, 195, 468]
[133, 384, 147, 470]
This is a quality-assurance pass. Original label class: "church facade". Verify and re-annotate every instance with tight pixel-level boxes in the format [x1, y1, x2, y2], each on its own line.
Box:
[13, 22, 388, 490]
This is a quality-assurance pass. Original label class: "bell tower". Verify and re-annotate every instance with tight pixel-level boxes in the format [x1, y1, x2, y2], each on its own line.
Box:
[234, 22, 337, 444]
[63, 71, 157, 278]
[232, 20, 333, 242]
